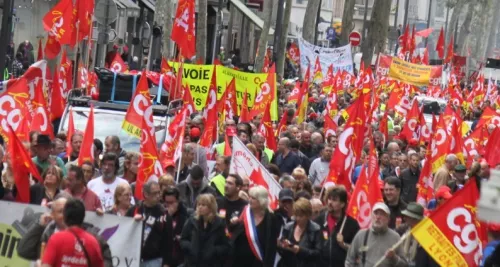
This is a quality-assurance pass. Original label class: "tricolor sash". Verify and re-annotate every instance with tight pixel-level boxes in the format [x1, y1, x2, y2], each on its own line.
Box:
[241, 205, 264, 261]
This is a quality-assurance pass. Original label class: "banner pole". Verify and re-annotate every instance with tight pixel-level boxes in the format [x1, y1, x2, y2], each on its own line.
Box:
[373, 231, 411, 267]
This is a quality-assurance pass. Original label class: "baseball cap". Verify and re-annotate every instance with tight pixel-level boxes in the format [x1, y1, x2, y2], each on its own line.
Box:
[279, 188, 294, 202]
[435, 186, 453, 200]
[226, 126, 237, 137]
[454, 164, 467, 173]
[372, 202, 390, 215]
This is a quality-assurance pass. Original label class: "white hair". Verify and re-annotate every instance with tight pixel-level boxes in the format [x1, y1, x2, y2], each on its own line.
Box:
[445, 154, 458, 162]
[249, 185, 269, 209]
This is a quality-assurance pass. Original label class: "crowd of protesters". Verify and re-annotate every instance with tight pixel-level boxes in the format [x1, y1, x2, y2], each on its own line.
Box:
[0, 70, 499, 267]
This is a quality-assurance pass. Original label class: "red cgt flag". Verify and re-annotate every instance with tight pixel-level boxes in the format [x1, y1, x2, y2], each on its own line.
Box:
[31, 82, 54, 138]
[78, 105, 95, 166]
[7, 124, 41, 203]
[122, 72, 152, 138]
[411, 181, 487, 267]
[484, 127, 500, 167]
[0, 78, 31, 143]
[42, 0, 74, 45]
[44, 34, 61, 60]
[239, 88, 250, 123]
[199, 71, 218, 148]
[258, 103, 277, 152]
[50, 67, 66, 120]
[436, 27, 445, 59]
[249, 64, 275, 118]
[171, 0, 196, 59]
[135, 118, 164, 200]
[110, 53, 128, 73]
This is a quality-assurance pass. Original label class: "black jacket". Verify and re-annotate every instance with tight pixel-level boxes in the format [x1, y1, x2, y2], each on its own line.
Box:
[170, 202, 193, 267]
[180, 215, 231, 267]
[277, 220, 322, 267]
[314, 211, 360, 267]
[386, 198, 408, 230]
[126, 202, 173, 265]
[400, 167, 421, 203]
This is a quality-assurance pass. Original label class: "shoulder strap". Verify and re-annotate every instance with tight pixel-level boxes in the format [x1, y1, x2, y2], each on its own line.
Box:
[68, 229, 91, 267]
[361, 229, 370, 267]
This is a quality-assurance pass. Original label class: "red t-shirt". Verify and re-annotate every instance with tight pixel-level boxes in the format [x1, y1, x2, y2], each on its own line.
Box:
[327, 213, 337, 233]
[42, 227, 104, 267]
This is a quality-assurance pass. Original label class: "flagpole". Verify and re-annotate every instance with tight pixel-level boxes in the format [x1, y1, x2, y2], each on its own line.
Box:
[85, 18, 93, 71]
[373, 231, 411, 267]
[72, 23, 81, 90]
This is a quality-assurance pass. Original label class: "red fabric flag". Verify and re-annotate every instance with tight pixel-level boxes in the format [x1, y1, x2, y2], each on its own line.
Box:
[78, 105, 94, 166]
[44, 34, 61, 59]
[326, 94, 367, 191]
[182, 83, 196, 117]
[313, 57, 323, 82]
[445, 36, 454, 64]
[161, 58, 172, 74]
[436, 27, 445, 59]
[249, 64, 276, 118]
[262, 55, 270, 73]
[379, 110, 389, 145]
[322, 64, 334, 93]
[224, 134, 232, 156]
[240, 89, 250, 123]
[258, 103, 277, 151]
[42, 0, 74, 45]
[66, 107, 75, 157]
[37, 39, 44, 61]
[401, 24, 410, 54]
[135, 118, 164, 200]
[400, 100, 420, 141]
[31, 82, 54, 138]
[411, 181, 487, 267]
[16, 115, 31, 144]
[73, 0, 94, 44]
[50, 68, 66, 120]
[224, 78, 238, 120]
[122, 72, 153, 138]
[416, 140, 434, 207]
[249, 168, 278, 209]
[199, 71, 218, 148]
[325, 90, 338, 119]
[276, 109, 288, 137]
[422, 47, 429, 65]
[0, 78, 31, 143]
[323, 114, 337, 139]
[7, 124, 41, 203]
[485, 127, 500, 167]
[171, 0, 196, 59]
[60, 50, 73, 96]
[110, 53, 128, 73]
[77, 63, 89, 89]
[430, 114, 451, 173]
[161, 109, 187, 165]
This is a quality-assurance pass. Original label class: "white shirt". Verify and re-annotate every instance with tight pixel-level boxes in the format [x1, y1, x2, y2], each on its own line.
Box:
[87, 176, 134, 212]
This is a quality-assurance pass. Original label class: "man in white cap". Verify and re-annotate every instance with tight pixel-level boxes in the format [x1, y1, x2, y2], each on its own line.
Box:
[345, 202, 407, 267]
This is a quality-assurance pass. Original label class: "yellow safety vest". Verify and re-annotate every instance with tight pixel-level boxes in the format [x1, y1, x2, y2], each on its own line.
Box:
[211, 174, 226, 196]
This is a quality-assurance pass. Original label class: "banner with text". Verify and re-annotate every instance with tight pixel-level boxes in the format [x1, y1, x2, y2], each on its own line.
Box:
[297, 38, 354, 78]
[169, 63, 277, 119]
[377, 55, 443, 87]
[0, 201, 142, 267]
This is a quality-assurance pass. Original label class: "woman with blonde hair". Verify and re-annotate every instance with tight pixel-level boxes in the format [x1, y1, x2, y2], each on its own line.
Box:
[180, 193, 230, 267]
[231, 185, 280, 267]
[291, 167, 307, 182]
[108, 182, 132, 216]
[30, 165, 62, 206]
[158, 173, 175, 193]
[277, 198, 322, 267]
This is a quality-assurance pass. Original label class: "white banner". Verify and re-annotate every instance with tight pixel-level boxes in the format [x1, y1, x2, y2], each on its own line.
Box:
[297, 38, 354, 78]
[0, 201, 142, 267]
[229, 137, 281, 203]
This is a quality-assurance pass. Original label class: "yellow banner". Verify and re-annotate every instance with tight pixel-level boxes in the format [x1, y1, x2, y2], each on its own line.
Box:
[388, 57, 433, 87]
[411, 218, 468, 267]
[170, 62, 277, 120]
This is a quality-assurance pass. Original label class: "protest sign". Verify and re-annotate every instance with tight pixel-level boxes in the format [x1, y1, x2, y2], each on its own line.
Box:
[0, 201, 142, 267]
[297, 38, 354, 78]
[377, 55, 443, 87]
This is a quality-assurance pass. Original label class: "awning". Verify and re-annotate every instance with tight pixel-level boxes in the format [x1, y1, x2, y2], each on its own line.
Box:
[229, 0, 274, 35]
[140, 0, 156, 12]
[115, 0, 140, 10]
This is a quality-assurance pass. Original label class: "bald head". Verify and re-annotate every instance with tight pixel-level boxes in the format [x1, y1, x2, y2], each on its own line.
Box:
[387, 142, 400, 155]
[311, 132, 324, 145]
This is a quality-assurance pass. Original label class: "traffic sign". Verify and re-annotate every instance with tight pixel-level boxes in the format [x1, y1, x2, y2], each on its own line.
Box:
[94, 0, 118, 25]
[326, 27, 336, 41]
[349, 31, 361, 46]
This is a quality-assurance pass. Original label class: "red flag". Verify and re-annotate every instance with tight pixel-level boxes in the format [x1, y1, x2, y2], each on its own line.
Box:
[401, 24, 410, 54]
[258, 103, 277, 151]
[7, 124, 41, 203]
[430, 114, 451, 173]
[224, 135, 232, 156]
[182, 84, 196, 117]
[0, 78, 31, 143]
[411, 182, 487, 267]
[170, 0, 196, 59]
[110, 53, 128, 73]
[31, 82, 54, 138]
[223, 78, 238, 120]
[42, 0, 74, 45]
[324, 114, 338, 139]
[485, 127, 500, 167]
[72, 0, 94, 44]
[422, 46, 429, 65]
[199, 72, 218, 148]
[240, 89, 250, 123]
[400, 100, 420, 141]
[249, 64, 276, 118]
[50, 68, 66, 120]
[445, 36, 454, 64]
[276, 109, 288, 137]
[249, 168, 278, 209]
[78, 105, 95, 166]
[313, 57, 323, 82]
[436, 27, 445, 59]
[44, 34, 61, 59]
[161, 108, 187, 164]
[122, 72, 153, 138]
[37, 39, 44, 61]
[262, 55, 270, 73]
[322, 64, 334, 93]
[66, 107, 75, 157]
[60, 50, 73, 96]
[135, 118, 164, 200]
[416, 141, 434, 207]
[16, 115, 31, 144]
[77, 63, 89, 89]
[161, 58, 172, 74]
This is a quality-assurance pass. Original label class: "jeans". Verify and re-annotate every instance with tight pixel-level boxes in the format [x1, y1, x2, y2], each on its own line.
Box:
[140, 258, 162, 267]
